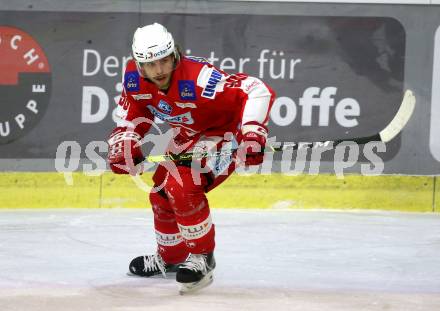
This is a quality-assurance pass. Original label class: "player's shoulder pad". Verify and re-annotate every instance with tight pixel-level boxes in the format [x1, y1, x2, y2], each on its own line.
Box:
[123, 60, 140, 93]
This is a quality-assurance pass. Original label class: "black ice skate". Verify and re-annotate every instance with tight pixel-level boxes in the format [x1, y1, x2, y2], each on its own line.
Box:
[128, 253, 179, 277]
[176, 253, 216, 294]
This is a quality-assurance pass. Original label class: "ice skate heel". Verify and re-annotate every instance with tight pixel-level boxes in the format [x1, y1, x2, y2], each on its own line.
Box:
[176, 253, 215, 294]
[179, 270, 214, 295]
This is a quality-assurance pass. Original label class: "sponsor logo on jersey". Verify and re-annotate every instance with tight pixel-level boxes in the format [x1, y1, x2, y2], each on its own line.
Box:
[158, 100, 172, 114]
[244, 80, 261, 93]
[0, 26, 52, 144]
[131, 93, 152, 100]
[178, 80, 196, 100]
[177, 215, 212, 240]
[155, 231, 182, 247]
[147, 105, 194, 124]
[175, 102, 197, 109]
[202, 69, 222, 99]
[213, 154, 233, 176]
[124, 71, 139, 92]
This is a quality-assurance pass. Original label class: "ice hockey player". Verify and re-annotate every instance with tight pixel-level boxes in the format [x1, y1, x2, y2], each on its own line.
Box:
[107, 23, 275, 294]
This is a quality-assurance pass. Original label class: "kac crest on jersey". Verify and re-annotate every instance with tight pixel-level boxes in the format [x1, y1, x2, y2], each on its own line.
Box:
[158, 100, 172, 114]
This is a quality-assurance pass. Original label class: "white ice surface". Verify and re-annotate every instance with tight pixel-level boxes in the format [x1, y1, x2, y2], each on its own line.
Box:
[0, 208, 439, 311]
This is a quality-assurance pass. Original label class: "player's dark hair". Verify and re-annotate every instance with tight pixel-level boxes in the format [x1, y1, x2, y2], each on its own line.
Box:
[173, 44, 182, 68]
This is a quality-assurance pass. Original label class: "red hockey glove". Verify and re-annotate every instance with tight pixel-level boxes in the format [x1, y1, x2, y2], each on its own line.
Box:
[107, 127, 144, 175]
[238, 123, 268, 166]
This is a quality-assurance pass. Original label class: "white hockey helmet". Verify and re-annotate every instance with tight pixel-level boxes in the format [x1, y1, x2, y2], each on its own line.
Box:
[132, 23, 175, 64]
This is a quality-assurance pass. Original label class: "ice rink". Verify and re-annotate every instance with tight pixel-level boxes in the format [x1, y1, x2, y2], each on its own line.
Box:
[1, 208, 439, 311]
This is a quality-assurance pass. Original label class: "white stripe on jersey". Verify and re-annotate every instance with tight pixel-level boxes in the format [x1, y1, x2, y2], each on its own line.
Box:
[241, 77, 272, 126]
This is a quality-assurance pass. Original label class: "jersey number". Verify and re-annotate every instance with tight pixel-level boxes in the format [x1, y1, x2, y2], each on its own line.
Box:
[224, 74, 247, 88]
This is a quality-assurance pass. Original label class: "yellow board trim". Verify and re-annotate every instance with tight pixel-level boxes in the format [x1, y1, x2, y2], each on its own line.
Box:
[0, 172, 436, 212]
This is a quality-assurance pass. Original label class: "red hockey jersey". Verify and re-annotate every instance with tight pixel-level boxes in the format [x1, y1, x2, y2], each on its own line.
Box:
[115, 55, 275, 143]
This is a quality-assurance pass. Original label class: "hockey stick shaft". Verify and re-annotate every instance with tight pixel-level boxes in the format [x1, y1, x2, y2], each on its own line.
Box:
[145, 135, 380, 163]
[144, 90, 415, 163]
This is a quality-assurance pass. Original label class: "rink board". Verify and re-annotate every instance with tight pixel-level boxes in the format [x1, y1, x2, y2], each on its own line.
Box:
[0, 172, 437, 212]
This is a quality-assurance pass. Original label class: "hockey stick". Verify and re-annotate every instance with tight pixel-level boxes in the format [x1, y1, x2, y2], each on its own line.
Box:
[144, 90, 416, 163]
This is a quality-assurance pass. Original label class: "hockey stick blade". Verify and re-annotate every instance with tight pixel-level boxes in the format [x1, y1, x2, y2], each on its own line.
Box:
[144, 90, 416, 163]
[378, 89, 416, 143]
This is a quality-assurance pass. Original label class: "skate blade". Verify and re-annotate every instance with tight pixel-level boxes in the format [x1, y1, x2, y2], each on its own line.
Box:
[126, 271, 176, 278]
[178, 271, 214, 295]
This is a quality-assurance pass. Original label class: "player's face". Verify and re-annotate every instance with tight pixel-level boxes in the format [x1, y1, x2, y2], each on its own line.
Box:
[140, 55, 174, 90]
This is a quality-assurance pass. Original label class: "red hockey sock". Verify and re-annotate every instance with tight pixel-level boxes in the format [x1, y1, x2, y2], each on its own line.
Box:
[163, 166, 215, 254]
[149, 190, 188, 264]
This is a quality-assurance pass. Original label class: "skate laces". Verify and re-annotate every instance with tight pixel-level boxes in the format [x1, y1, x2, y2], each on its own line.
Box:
[143, 254, 167, 278]
[180, 254, 208, 274]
